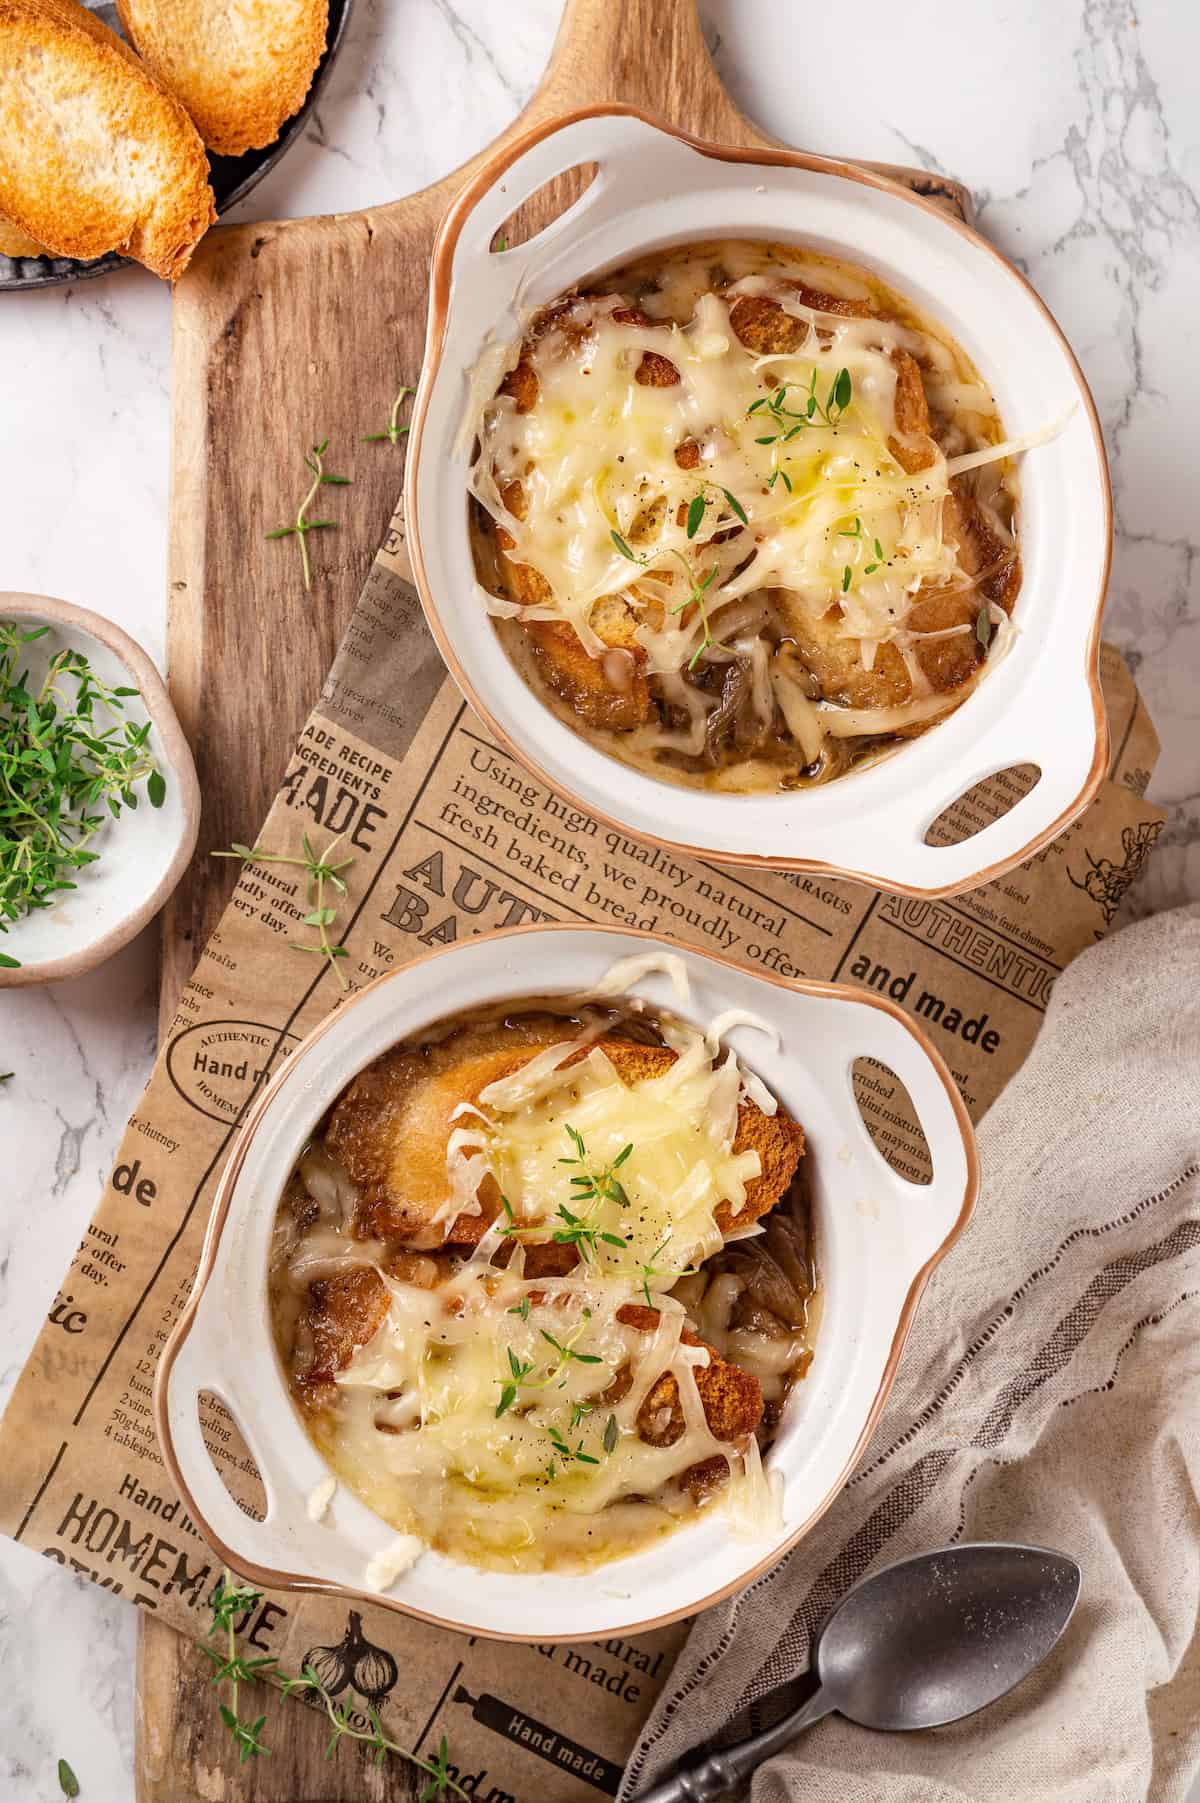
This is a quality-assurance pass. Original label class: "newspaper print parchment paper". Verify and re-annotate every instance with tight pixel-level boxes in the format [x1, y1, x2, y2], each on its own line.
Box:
[0, 508, 1164, 1802]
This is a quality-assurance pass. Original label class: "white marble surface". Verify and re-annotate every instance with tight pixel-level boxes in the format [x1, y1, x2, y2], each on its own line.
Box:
[2, 1, 1198, 1795]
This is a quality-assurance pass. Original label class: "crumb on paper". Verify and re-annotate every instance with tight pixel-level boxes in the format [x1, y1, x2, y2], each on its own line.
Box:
[365, 1534, 424, 1592]
[306, 1474, 337, 1522]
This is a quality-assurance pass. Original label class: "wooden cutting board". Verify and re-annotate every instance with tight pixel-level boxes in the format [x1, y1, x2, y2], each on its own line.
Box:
[139, 3, 969, 1793]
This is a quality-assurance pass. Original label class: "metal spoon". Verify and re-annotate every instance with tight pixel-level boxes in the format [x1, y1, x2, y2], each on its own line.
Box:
[636, 1542, 1081, 1801]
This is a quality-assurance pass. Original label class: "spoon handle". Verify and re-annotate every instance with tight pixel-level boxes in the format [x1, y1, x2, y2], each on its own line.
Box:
[634, 1689, 833, 1801]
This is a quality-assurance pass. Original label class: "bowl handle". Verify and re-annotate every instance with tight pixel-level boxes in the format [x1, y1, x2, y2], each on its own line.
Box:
[850, 666, 1106, 894]
[439, 109, 701, 317]
[157, 1305, 284, 1573]
[842, 1000, 978, 1271]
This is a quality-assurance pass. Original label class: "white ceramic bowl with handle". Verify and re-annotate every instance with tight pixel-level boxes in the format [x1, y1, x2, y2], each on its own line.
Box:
[156, 923, 977, 1642]
[406, 105, 1112, 899]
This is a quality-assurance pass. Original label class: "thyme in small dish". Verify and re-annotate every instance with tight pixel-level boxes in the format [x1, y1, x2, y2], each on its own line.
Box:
[205, 1575, 467, 1795]
[265, 440, 352, 593]
[363, 386, 416, 446]
[213, 832, 354, 988]
[0, 622, 165, 967]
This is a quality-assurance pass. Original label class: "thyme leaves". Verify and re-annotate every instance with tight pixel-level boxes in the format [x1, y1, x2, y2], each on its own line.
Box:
[748, 367, 853, 444]
[213, 833, 354, 989]
[264, 440, 352, 593]
[0, 623, 165, 966]
[205, 1575, 467, 1795]
[363, 386, 416, 446]
[609, 531, 727, 670]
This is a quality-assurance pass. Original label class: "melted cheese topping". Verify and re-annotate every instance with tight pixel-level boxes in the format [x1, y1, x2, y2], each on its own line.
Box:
[449, 1029, 760, 1279]
[273, 994, 814, 1574]
[325, 1264, 744, 1571]
[468, 240, 1033, 783]
[472, 284, 958, 667]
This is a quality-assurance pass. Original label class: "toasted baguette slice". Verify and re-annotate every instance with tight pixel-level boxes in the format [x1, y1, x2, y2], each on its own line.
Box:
[116, 0, 328, 157]
[0, 0, 214, 279]
[616, 1304, 763, 1448]
[0, 216, 44, 255]
[326, 1025, 804, 1248]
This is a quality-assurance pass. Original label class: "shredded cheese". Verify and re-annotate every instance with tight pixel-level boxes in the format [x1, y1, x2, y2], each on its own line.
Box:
[273, 986, 816, 1575]
[468, 239, 1033, 782]
[364, 1533, 424, 1592]
[306, 1474, 337, 1522]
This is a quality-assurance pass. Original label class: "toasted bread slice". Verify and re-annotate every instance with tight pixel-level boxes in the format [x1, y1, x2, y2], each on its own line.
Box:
[490, 302, 694, 732]
[326, 1016, 571, 1244]
[616, 1303, 763, 1447]
[0, 215, 44, 255]
[0, 0, 214, 279]
[116, 0, 328, 157]
[493, 477, 654, 732]
[305, 1264, 391, 1383]
[302, 1250, 442, 1387]
[888, 348, 939, 475]
[727, 282, 872, 356]
[326, 1025, 804, 1249]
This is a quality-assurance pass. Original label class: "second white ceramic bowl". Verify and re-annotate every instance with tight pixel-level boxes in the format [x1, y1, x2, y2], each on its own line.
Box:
[156, 924, 977, 1642]
[406, 106, 1111, 899]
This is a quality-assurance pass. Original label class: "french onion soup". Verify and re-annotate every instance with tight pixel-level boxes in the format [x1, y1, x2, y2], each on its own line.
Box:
[269, 963, 818, 1574]
[468, 238, 1036, 792]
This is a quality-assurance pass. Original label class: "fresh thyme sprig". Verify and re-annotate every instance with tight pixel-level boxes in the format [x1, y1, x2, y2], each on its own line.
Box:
[362, 386, 416, 446]
[0, 623, 165, 967]
[638, 1231, 698, 1308]
[610, 531, 728, 671]
[205, 1576, 467, 1795]
[542, 1403, 621, 1480]
[496, 1126, 636, 1264]
[493, 1309, 603, 1417]
[561, 1124, 632, 1202]
[836, 517, 886, 582]
[749, 368, 853, 446]
[265, 440, 352, 593]
[213, 832, 354, 988]
[555, 1125, 636, 1258]
[57, 1759, 79, 1798]
[685, 484, 749, 540]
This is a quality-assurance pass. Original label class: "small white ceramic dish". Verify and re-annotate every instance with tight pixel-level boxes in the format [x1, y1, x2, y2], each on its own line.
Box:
[406, 106, 1112, 899]
[0, 593, 200, 987]
[156, 923, 977, 1643]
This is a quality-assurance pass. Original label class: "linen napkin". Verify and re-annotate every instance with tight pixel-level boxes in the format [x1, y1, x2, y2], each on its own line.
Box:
[622, 904, 1200, 1803]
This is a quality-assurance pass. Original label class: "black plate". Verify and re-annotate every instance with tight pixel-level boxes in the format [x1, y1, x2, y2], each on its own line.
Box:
[0, 0, 354, 291]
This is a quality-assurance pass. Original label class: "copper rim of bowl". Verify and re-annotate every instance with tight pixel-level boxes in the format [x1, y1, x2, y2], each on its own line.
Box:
[155, 919, 979, 1642]
[404, 102, 1113, 902]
